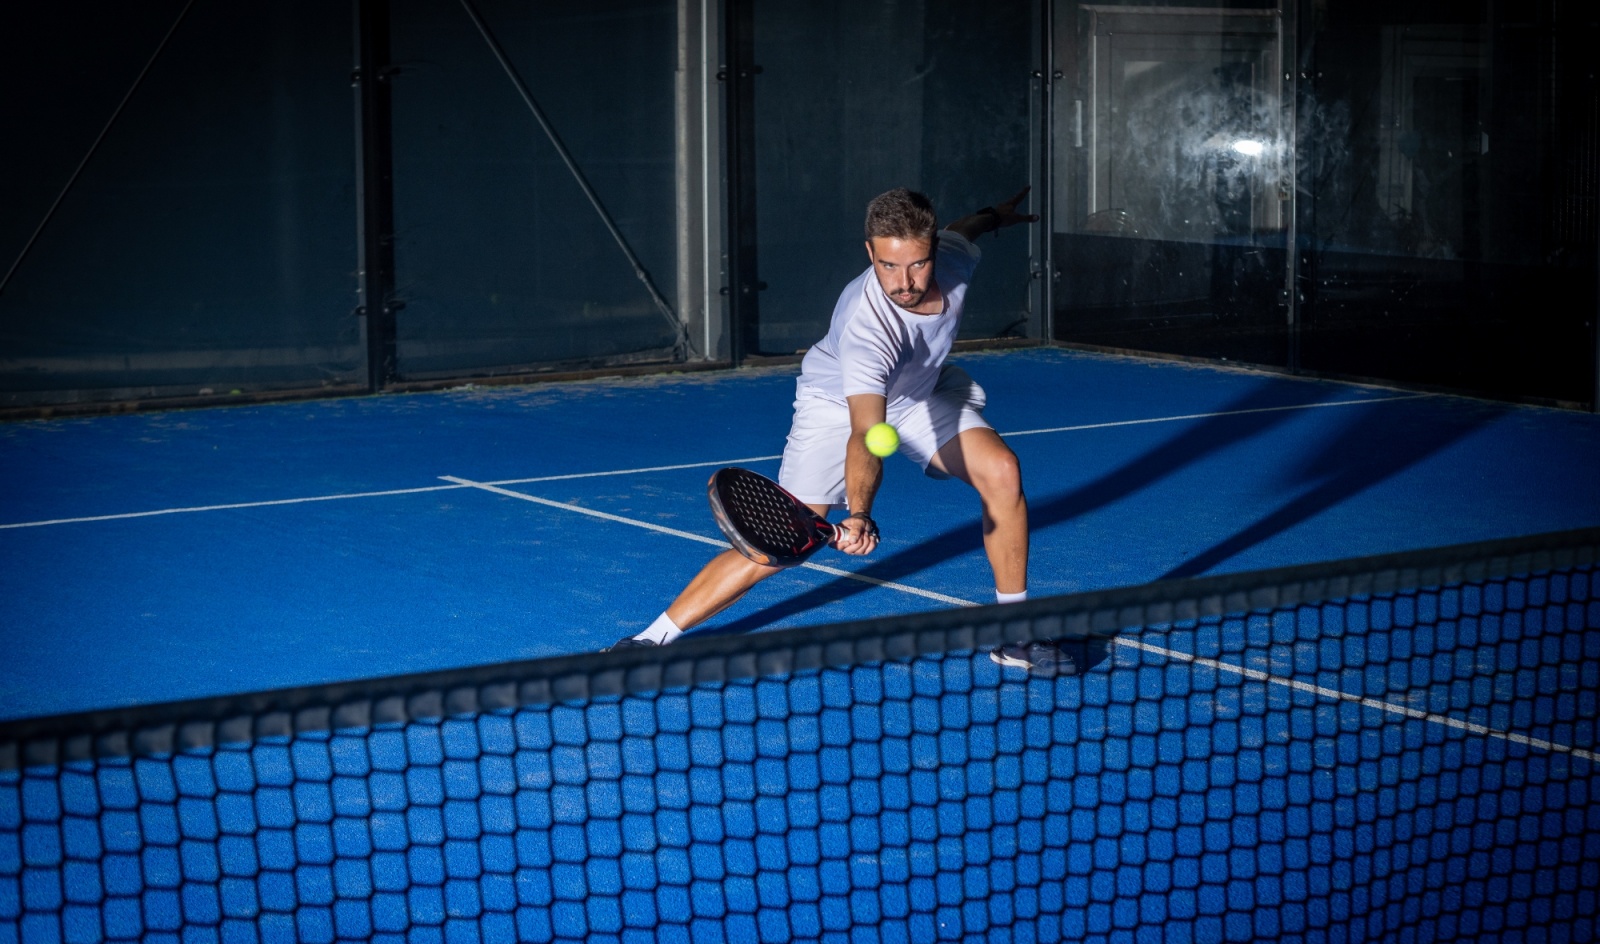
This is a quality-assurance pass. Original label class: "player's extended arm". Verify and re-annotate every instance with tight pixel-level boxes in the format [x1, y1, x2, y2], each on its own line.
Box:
[839, 393, 886, 555]
[943, 185, 1039, 243]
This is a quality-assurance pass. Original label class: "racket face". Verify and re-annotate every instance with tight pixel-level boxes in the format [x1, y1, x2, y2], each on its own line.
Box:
[708, 467, 833, 566]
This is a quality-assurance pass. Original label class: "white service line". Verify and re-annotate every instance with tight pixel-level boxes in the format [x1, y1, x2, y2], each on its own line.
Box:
[439, 475, 731, 548]
[492, 455, 781, 486]
[440, 475, 976, 608]
[1002, 394, 1428, 438]
[0, 485, 462, 530]
[1116, 637, 1596, 764]
[0, 457, 784, 531]
[2, 395, 1420, 531]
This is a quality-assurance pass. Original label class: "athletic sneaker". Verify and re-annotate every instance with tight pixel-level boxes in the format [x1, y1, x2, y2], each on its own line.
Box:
[605, 636, 659, 652]
[990, 640, 1080, 675]
[990, 637, 1113, 676]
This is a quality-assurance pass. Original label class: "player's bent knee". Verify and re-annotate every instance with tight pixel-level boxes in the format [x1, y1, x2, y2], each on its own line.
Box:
[971, 449, 1024, 504]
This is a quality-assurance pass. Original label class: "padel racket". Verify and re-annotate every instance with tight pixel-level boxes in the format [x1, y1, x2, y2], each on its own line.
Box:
[708, 467, 853, 566]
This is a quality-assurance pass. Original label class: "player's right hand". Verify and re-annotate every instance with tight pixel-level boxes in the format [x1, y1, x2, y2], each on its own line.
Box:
[836, 515, 878, 555]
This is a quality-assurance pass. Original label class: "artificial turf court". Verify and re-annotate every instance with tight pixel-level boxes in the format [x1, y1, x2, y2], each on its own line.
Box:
[2, 347, 1595, 722]
[1, 347, 1597, 943]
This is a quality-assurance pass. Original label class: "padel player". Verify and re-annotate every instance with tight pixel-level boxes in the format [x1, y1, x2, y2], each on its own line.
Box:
[611, 186, 1036, 649]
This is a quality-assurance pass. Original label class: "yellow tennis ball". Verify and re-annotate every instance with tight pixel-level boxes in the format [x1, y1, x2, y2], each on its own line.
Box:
[865, 422, 900, 457]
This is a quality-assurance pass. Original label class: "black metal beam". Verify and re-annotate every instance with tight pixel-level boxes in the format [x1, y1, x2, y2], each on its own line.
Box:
[1285, 0, 1310, 375]
[723, 0, 760, 364]
[1033, 0, 1057, 341]
[354, 0, 399, 391]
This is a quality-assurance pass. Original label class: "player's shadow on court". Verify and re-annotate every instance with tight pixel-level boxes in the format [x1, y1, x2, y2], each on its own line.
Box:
[1157, 393, 1507, 579]
[698, 381, 1507, 637]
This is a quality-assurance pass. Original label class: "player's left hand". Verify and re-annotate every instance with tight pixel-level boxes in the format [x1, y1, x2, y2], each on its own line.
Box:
[991, 186, 1039, 228]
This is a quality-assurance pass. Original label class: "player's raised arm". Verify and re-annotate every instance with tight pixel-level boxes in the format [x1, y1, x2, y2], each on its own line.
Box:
[943, 185, 1039, 243]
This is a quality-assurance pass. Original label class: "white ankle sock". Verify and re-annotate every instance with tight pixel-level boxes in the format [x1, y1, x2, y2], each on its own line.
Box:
[636, 612, 683, 645]
[996, 589, 1028, 605]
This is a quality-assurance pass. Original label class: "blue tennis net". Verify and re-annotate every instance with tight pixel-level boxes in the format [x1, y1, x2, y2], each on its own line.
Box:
[2, 529, 1597, 943]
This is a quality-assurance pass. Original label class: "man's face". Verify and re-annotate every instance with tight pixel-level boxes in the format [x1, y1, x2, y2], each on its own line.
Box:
[866, 236, 936, 310]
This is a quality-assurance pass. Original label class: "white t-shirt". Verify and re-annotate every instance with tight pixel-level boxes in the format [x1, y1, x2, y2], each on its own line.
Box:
[794, 230, 981, 408]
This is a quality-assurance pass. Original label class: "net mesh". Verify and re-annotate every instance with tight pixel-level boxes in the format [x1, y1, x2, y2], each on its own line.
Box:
[2, 530, 1597, 943]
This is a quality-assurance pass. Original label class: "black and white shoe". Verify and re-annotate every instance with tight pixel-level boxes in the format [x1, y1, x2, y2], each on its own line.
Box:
[990, 640, 1078, 675]
[604, 636, 659, 652]
[989, 638, 1109, 676]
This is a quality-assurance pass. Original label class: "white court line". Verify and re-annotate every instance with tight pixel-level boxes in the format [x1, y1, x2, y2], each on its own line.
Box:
[439, 475, 735, 549]
[440, 475, 975, 608]
[1, 394, 1418, 530]
[0, 485, 463, 530]
[0, 456, 782, 531]
[447, 472, 1589, 765]
[1114, 637, 1597, 764]
[491, 455, 781, 486]
[1002, 394, 1428, 438]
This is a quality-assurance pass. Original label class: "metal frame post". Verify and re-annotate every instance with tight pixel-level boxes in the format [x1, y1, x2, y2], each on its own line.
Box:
[1283, 0, 1304, 374]
[677, 0, 727, 362]
[354, 0, 399, 390]
[1030, 0, 1059, 342]
[722, 0, 760, 364]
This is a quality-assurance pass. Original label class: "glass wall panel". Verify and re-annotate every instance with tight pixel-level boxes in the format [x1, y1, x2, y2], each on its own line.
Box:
[1051, 0, 1597, 405]
[0, 1, 360, 407]
[389, 0, 681, 379]
[1052, 0, 1290, 366]
[748, 0, 1034, 356]
[1297, 0, 1596, 403]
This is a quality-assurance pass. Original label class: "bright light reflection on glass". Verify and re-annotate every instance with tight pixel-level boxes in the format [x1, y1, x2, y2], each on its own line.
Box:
[1231, 139, 1265, 157]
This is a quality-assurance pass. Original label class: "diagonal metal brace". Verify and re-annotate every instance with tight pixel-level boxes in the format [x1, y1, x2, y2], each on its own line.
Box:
[456, 0, 685, 357]
[0, 0, 199, 298]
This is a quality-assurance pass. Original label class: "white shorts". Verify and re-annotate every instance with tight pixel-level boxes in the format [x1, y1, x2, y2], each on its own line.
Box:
[778, 364, 991, 508]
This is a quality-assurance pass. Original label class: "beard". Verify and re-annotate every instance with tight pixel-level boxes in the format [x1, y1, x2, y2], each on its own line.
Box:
[888, 286, 927, 309]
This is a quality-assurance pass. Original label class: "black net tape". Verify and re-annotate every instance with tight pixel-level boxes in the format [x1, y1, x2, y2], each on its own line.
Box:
[2, 529, 1597, 943]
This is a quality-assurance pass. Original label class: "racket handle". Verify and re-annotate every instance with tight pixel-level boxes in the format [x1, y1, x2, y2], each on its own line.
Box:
[832, 513, 876, 547]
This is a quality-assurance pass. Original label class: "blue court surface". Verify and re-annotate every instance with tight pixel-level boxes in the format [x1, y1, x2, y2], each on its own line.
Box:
[3, 347, 1598, 722]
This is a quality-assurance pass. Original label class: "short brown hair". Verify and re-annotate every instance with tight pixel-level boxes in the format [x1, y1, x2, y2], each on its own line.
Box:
[864, 188, 937, 242]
